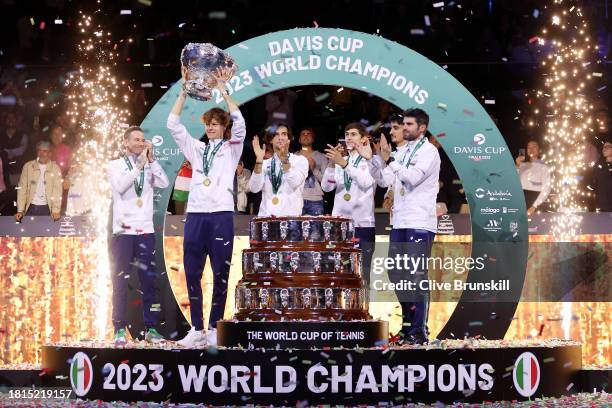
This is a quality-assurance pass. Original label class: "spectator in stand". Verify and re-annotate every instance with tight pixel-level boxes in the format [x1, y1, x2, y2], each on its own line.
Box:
[295, 127, 327, 215]
[265, 89, 298, 127]
[15, 141, 62, 221]
[0, 111, 28, 186]
[50, 124, 72, 176]
[54, 113, 76, 139]
[515, 140, 551, 215]
[235, 160, 251, 214]
[0, 148, 16, 215]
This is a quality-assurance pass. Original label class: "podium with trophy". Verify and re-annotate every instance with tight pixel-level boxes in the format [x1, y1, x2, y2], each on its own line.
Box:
[217, 215, 389, 348]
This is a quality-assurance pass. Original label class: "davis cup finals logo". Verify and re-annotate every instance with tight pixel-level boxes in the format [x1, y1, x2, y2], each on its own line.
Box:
[473, 133, 486, 145]
[70, 351, 93, 397]
[512, 351, 541, 397]
[151, 135, 164, 146]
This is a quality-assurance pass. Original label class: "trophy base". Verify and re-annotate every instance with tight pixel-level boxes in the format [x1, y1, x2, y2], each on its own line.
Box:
[217, 319, 388, 349]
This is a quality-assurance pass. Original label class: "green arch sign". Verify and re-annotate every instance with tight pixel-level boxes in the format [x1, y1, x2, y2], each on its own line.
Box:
[140, 28, 528, 340]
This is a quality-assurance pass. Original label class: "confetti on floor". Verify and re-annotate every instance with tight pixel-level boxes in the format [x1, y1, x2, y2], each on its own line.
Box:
[37, 338, 581, 351]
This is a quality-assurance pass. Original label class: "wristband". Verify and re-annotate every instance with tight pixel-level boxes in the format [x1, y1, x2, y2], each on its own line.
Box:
[256, 161, 263, 165]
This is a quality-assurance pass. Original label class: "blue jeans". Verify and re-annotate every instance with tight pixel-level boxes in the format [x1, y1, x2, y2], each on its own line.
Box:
[302, 199, 324, 215]
[26, 204, 50, 216]
[388, 228, 435, 338]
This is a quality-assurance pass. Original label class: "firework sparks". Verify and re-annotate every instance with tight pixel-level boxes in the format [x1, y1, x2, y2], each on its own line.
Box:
[63, 9, 131, 339]
[534, 1, 600, 241]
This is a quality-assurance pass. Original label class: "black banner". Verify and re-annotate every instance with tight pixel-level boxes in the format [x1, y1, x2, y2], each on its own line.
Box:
[42, 344, 581, 405]
[217, 320, 389, 348]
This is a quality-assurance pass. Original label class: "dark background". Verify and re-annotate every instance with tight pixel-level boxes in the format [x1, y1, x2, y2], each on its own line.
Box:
[0, 0, 610, 213]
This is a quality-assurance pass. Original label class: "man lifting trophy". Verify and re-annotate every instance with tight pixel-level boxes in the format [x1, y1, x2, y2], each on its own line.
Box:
[167, 43, 245, 347]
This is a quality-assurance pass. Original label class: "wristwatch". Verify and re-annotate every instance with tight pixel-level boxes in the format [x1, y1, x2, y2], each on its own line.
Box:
[385, 157, 395, 165]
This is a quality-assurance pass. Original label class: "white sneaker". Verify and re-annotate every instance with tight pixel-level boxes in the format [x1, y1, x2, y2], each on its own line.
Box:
[177, 328, 206, 348]
[206, 328, 218, 347]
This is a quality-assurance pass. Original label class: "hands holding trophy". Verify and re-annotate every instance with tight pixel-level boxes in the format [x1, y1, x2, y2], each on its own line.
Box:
[180, 43, 238, 101]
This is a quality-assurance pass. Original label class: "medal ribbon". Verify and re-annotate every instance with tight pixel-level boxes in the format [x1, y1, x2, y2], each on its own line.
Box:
[399, 136, 426, 192]
[202, 140, 225, 177]
[269, 155, 285, 194]
[342, 154, 364, 192]
[400, 136, 426, 167]
[123, 156, 145, 197]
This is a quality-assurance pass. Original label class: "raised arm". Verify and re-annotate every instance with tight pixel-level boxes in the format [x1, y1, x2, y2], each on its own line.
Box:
[370, 154, 388, 187]
[167, 68, 199, 163]
[144, 141, 170, 189]
[248, 136, 265, 193]
[284, 155, 308, 190]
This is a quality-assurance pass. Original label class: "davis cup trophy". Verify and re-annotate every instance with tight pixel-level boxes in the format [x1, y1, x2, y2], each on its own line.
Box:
[217, 216, 389, 348]
[181, 42, 237, 101]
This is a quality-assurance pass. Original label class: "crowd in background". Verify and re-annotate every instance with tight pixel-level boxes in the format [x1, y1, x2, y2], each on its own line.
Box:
[0, 0, 611, 218]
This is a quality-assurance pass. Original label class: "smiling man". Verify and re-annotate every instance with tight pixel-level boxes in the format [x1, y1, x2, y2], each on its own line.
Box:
[322, 122, 377, 285]
[167, 67, 245, 348]
[107, 126, 170, 346]
[249, 123, 308, 216]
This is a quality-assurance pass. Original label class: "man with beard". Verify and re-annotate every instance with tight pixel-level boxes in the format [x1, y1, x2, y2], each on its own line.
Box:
[377, 108, 440, 345]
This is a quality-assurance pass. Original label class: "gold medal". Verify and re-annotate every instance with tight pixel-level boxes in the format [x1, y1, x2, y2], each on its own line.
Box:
[136, 198, 143, 207]
[343, 193, 351, 201]
[272, 196, 280, 205]
[203, 178, 211, 187]
[400, 187, 406, 196]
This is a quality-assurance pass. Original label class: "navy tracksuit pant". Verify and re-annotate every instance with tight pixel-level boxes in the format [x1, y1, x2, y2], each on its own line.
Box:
[354, 227, 376, 287]
[183, 211, 234, 331]
[388, 228, 435, 338]
[111, 233, 158, 331]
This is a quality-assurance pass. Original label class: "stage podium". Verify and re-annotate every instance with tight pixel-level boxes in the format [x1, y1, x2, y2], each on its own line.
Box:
[217, 216, 388, 348]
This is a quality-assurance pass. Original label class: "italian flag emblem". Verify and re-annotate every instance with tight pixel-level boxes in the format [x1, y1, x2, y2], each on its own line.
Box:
[512, 351, 540, 397]
[70, 351, 93, 397]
